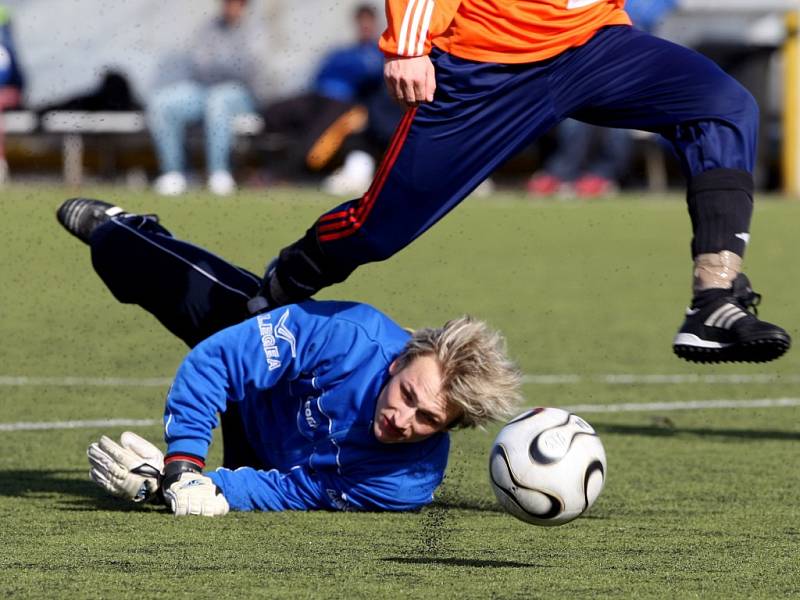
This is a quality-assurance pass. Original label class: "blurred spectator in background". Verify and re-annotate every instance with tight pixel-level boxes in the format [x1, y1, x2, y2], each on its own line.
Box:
[261, 4, 403, 196]
[320, 81, 404, 197]
[526, 117, 631, 198]
[0, 4, 25, 186]
[149, 0, 263, 196]
[624, 0, 679, 34]
[527, 0, 677, 199]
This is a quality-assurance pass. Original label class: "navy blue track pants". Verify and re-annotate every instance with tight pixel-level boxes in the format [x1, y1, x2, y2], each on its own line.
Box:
[302, 25, 757, 279]
[90, 215, 267, 468]
[90, 215, 258, 347]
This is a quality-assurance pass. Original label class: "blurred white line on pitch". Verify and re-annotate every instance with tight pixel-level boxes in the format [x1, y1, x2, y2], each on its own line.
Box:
[522, 374, 800, 385]
[3, 399, 799, 432]
[0, 376, 172, 387]
[0, 418, 159, 432]
[1, 373, 799, 387]
[522, 374, 582, 384]
[564, 398, 800, 414]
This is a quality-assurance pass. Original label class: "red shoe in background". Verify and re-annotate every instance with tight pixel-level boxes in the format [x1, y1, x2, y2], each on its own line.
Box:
[573, 174, 618, 198]
[526, 172, 565, 197]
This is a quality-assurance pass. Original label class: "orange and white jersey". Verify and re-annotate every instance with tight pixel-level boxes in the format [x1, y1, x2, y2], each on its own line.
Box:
[380, 0, 631, 64]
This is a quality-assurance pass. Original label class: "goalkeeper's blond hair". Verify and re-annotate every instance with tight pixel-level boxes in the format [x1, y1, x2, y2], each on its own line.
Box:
[395, 316, 522, 429]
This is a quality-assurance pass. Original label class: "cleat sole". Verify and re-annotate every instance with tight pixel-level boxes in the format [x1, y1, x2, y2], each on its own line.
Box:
[673, 334, 791, 364]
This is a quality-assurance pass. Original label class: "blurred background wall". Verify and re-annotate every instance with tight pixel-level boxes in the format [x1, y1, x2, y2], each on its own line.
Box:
[3, 0, 385, 107]
[0, 0, 797, 192]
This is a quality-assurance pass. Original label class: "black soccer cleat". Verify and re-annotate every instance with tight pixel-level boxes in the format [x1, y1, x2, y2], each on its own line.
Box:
[673, 274, 791, 364]
[56, 197, 128, 244]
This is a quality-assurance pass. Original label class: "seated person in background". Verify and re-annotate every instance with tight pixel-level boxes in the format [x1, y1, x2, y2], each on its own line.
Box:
[148, 0, 264, 197]
[57, 197, 521, 516]
[320, 86, 404, 197]
[262, 4, 403, 195]
[0, 4, 25, 186]
[527, 0, 678, 199]
[527, 119, 632, 199]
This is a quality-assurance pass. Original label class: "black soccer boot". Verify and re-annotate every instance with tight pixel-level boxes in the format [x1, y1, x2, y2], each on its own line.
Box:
[673, 274, 791, 364]
[56, 197, 131, 244]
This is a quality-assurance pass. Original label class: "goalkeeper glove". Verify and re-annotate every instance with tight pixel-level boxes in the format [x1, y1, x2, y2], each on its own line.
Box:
[162, 468, 229, 517]
[87, 431, 164, 503]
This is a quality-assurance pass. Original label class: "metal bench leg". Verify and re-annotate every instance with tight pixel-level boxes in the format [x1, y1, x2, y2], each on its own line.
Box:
[644, 142, 667, 192]
[63, 133, 84, 187]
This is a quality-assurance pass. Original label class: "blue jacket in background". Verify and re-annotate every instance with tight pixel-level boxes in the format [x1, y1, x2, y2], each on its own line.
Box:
[164, 300, 450, 512]
[624, 0, 678, 33]
[313, 41, 384, 103]
[0, 6, 24, 90]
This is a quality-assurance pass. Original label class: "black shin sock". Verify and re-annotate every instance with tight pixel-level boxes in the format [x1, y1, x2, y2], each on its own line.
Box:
[686, 168, 754, 258]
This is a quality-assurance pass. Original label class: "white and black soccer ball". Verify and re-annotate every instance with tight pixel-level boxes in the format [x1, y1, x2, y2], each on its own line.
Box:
[489, 407, 606, 526]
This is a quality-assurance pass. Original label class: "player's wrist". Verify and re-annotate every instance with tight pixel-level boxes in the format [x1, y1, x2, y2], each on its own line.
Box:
[162, 454, 205, 489]
[161, 458, 229, 517]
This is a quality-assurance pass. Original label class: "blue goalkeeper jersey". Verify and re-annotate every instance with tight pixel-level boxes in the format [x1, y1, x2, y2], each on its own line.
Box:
[163, 300, 450, 512]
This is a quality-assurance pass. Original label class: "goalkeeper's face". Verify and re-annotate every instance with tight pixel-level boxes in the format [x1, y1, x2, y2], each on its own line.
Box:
[373, 355, 460, 444]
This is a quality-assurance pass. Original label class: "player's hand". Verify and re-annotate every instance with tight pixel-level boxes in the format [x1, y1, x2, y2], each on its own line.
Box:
[87, 432, 164, 503]
[384, 55, 436, 108]
[163, 472, 230, 517]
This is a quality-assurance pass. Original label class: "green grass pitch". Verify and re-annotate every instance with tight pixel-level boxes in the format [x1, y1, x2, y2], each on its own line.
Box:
[1, 185, 798, 598]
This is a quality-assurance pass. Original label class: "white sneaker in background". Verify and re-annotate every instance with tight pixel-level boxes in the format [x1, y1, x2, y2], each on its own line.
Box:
[0, 158, 9, 186]
[208, 171, 236, 196]
[154, 171, 187, 196]
[321, 150, 375, 197]
[472, 177, 496, 198]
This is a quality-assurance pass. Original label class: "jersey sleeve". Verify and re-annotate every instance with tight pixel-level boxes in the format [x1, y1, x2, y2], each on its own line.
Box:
[163, 305, 332, 460]
[380, 0, 462, 57]
[208, 432, 450, 512]
[208, 460, 444, 512]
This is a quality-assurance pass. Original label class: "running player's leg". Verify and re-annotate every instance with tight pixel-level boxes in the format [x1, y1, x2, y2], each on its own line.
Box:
[57, 199, 259, 347]
[262, 50, 561, 305]
[550, 26, 789, 362]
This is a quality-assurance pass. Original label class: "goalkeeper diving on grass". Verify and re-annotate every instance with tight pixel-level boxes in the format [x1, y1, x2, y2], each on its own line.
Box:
[58, 198, 522, 517]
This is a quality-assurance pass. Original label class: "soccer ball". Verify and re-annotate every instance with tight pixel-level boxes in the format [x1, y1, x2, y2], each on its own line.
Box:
[489, 407, 607, 526]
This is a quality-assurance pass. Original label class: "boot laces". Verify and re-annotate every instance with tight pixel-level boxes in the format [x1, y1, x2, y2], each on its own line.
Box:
[733, 279, 761, 316]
